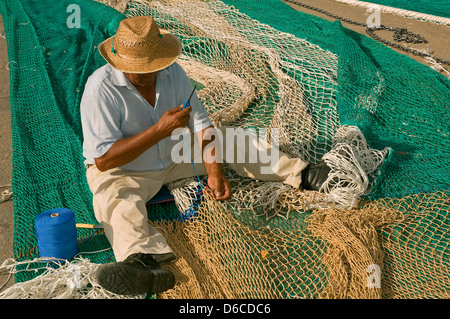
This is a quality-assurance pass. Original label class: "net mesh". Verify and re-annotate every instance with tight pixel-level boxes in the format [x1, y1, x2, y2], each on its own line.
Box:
[0, 0, 449, 299]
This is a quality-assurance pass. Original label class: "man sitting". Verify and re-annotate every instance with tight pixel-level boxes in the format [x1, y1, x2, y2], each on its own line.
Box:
[80, 16, 330, 296]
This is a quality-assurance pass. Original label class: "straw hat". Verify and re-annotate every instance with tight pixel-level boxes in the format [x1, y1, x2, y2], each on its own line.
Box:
[98, 16, 182, 74]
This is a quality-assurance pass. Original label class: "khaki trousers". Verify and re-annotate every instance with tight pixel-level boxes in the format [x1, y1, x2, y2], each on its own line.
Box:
[86, 127, 307, 261]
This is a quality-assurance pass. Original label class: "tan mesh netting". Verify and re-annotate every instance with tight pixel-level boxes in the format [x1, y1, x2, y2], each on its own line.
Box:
[152, 191, 449, 299]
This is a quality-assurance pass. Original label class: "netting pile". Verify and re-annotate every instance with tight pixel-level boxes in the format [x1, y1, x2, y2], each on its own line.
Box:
[0, 0, 449, 299]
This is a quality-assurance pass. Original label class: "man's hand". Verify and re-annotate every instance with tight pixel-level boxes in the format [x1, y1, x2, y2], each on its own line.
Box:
[206, 171, 231, 201]
[156, 105, 192, 138]
[196, 126, 232, 201]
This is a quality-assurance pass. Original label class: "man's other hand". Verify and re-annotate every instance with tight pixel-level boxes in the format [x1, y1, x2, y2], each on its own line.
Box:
[157, 105, 192, 138]
[206, 172, 231, 201]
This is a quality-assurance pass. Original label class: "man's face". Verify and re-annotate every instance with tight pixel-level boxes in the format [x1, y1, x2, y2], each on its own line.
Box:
[124, 72, 158, 88]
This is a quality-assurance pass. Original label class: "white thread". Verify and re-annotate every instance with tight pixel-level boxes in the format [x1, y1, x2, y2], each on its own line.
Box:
[424, 56, 450, 78]
[5, 61, 17, 71]
[331, 0, 450, 26]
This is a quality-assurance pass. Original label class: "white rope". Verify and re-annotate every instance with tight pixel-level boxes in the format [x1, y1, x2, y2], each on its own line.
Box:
[5, 61, 17, 71]
[167, 177, 203, 214]
[0, 185, 12, 204]
[223, 125, 390, 220]
[331, 0, 450, 26]
[320, 125, 390, 208]
[424, 57, 450, 78]
[0, 257, 145, 299]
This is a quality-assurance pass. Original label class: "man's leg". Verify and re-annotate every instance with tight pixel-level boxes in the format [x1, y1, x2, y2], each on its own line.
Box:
[217, 126, 308, 187]
[86, 165, 175, 262]
[86, 165, 176, 295]
[164, 131, 208, 184]
[165, 126, 330, 192]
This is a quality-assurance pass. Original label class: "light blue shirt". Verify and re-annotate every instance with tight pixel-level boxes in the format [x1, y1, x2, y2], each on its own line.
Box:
[80, 62, 213, 171]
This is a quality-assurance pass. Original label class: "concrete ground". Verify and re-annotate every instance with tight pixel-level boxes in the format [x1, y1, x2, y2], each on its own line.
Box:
[0, 13, 13, 292]
[0, 0, 448, 294]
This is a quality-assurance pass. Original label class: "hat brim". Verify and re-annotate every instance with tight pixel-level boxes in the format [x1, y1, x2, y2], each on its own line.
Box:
[98, 30, 182, 74]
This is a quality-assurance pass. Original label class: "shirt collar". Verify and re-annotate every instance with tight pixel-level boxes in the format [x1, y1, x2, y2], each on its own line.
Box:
[109, 65, 130, 87]
[108, 64, 170, 88]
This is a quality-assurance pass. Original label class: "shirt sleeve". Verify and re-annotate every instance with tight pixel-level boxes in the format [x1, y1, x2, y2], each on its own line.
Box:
[176, 64, 214, 133]
[80, 94, 123, 161]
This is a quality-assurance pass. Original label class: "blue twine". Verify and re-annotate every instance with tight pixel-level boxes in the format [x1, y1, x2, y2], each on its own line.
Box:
[178, 130, 204, 222]
[80, 228, 103, 243]
[35, 208, 79, 260]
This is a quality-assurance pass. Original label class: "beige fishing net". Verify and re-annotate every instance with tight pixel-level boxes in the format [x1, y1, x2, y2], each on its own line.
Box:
[152, 190, 449, 299]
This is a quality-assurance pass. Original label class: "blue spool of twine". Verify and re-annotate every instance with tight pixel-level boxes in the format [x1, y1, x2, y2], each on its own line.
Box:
[35, 208, 79, 260]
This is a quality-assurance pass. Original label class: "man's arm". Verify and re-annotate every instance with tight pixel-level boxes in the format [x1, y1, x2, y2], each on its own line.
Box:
[195, 126, 231, 201]
[95, 105, 192, 171]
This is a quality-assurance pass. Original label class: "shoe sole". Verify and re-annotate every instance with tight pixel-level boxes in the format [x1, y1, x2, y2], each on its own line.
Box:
[96, 262, 175, 296]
